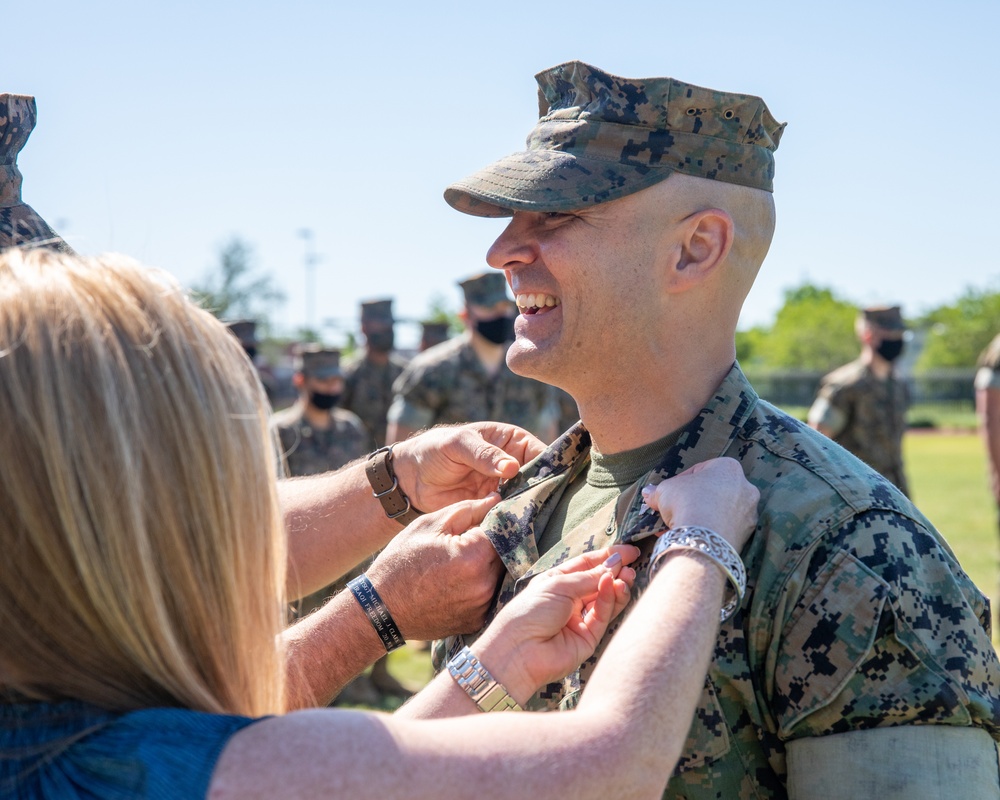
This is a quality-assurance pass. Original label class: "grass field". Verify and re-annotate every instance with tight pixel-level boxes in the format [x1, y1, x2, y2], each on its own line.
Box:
[375, 431, 1000, 703]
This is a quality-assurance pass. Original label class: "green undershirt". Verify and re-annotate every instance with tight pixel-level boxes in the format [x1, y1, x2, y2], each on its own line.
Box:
[537, 428, 683, 556]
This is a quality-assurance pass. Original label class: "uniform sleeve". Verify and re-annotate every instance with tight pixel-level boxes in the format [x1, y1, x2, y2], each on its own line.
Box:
[975, 366, 1000, 391]
[387, 361, 441, 431]
[768, 509, 1000, 743]
[806, 392, 848, 436]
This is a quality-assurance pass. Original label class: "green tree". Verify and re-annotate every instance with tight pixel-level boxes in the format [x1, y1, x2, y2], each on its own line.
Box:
[751, 283, 858, 371]
[916, 284, 1000, 370]
[190, 237, 285, 324]
[425, 292, 464, 334]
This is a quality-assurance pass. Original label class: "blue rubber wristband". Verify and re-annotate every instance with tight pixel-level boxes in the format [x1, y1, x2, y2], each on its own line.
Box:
[347, 574, 406, 653]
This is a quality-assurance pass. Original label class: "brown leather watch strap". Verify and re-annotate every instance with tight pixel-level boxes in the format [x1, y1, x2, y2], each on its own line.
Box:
[365, 445, 423, 526]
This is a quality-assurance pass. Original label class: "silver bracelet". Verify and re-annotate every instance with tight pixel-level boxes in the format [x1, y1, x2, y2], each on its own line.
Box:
[446, 646, 523, 712]
[649, 526, 747, 622]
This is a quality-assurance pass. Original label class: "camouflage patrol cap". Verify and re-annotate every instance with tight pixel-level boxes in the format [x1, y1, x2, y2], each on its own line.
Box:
[459, 272, 512, 307]
[1, 94, 74, 253]
[225, 319, 259, 347]
[420, 320, 451, 350]
[296, 345, 342, 379]
[360, 299, 394, 324]
[861, 305, 906, 331]
[445, 61, 786, 218]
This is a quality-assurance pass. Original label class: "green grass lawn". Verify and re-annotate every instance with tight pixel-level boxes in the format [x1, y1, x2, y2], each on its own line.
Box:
[371, 432, 999, 706]
[904, 432, 998, 616]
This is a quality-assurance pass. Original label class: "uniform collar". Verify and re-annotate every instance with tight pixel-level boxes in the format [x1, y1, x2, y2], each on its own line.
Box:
[484, 363, 760, 579]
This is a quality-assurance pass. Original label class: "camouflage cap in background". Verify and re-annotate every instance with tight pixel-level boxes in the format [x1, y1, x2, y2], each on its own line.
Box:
[296, 345, 342, 379]
[360, 299, 395, 324]
[225, 319, 259, 347]
[420, 320, 451, 350]
[459, 271, 512, 307]
[861, 305, 906, 331]
[445, 61, 786, 218]
[1, 94, 74, 253]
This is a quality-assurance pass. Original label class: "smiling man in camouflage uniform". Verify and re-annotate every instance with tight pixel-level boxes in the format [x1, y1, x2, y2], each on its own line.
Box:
[436, 61, 1000, 798]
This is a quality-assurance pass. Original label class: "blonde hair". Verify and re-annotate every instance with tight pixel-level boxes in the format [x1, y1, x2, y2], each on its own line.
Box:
[0, 249, 286, 717]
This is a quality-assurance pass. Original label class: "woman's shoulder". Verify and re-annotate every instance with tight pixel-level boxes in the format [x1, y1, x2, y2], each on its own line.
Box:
[2, 699, 265, 799]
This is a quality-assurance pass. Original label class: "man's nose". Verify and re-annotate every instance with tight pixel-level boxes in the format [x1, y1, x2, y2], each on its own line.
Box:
[486, 214, 535, 272]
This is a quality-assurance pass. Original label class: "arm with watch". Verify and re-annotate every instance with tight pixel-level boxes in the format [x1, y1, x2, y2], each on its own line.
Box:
[281, 422, 545, 709]
[215, 457, 760, 799]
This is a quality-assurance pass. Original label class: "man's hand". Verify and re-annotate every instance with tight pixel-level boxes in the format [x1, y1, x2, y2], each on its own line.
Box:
[392, 422, 546, 512]
[366, 494, 504, 640]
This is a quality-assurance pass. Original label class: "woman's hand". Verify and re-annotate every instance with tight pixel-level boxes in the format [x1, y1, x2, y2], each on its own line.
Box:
[473, 546, 639, 705]
[641, 457, 759, 553]
[391, 422, 546, 512]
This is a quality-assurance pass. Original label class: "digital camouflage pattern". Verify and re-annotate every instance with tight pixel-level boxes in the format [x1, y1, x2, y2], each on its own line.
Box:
[445, 61, 786, 218]
[339, 352, 409, 447]
[809, 358, 910, 495]
[272, 404, 372, 478]
[388, 334, 558, 440]
[436, 364, 1000, 799]
[1, 94, 73, 254]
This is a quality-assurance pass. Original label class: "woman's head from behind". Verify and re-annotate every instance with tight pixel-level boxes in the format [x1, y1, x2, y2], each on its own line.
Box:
[0, 249, 285, 717]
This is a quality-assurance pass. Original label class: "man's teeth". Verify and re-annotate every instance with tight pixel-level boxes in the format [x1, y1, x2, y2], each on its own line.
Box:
[515, 293, 560, 311]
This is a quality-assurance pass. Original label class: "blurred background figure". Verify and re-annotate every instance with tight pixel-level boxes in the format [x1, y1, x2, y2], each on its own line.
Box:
[0, 93, 73, 254]
[419, 320, 451, 352]
[225, 318, 278, 403]
[273, 345, 372, 479]
[340, 299, 409, 447]
[387, 272, 558, 444]
[808, 305, 911, 495]
[272, 344, 407, 705]
[976, 333, 1000, 536]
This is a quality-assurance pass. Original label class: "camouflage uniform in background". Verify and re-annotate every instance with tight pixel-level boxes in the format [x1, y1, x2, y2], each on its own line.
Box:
[1, 94, 74, 253]
[389, 334, 558, 440]
[273, 348, 373, 619]
[437, 364, 1000, 799]
[272, 405, 372, 478]
[340, 300, 409, 448]
[811, 358, 910, 495]
[341, 353, 408, 447]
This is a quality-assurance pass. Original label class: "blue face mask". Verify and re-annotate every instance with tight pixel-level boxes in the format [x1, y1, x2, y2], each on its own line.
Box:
[876, 339, 904, 362]
[475, 315, 515, 345]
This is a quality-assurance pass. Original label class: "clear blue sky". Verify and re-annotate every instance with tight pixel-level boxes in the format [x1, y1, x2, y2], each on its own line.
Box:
[7, 0, 999, 348]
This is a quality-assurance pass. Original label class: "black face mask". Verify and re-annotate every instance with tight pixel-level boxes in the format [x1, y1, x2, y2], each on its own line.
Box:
[475, 315, 515, 345]
[309, 391, 341, 411]
[876, 339, 904, 362]
[244, 346, 257, 361]
[366, 330, 395, 353]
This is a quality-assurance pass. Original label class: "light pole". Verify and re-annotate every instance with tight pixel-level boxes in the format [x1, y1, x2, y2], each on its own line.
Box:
[297, 228, 321, 336]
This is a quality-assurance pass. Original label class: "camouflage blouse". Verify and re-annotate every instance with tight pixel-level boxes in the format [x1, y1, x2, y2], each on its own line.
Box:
[437, 364, 1000, 799]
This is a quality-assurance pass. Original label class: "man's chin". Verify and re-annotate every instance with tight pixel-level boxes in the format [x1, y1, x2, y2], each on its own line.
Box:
[506, 337, 557, 382]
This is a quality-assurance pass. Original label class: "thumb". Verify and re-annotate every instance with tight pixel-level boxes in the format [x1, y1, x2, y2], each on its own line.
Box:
[454, 428, 521, 479]
[435, 492, 502, 534]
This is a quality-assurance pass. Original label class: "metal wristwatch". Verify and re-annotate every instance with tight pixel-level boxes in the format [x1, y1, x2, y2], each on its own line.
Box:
[446, 646, 523, 712]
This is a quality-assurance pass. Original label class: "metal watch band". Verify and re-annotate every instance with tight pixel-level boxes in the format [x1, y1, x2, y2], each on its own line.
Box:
[365, 445, 423, 526]
[649, 526, 748, 622]
[446, 646, 523, 712]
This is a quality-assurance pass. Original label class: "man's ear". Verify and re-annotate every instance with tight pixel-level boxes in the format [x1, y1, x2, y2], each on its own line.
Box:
[292, 373, 305, 390]
[666, 208, 734, 292]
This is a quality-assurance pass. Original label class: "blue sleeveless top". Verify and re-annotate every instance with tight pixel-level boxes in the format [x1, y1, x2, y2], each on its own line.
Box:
[0, 699, 262, 798]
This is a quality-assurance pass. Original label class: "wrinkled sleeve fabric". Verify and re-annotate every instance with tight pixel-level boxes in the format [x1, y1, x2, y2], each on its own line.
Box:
[768, 510, 999, 743]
